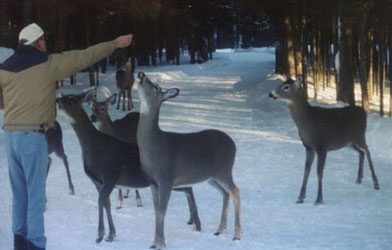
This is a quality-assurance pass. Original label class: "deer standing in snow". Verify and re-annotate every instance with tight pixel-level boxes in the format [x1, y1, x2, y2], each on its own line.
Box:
[136, 72, 241, 250]
[57, 89, 201, 242]
[89, 94, 200, 226]
[90, 93, 142, 208]
[269, 76, 380, 205]
[116, 60, 134, 111]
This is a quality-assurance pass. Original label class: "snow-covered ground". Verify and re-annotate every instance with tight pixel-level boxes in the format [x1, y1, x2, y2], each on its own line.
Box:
[1, 48, 391, 250]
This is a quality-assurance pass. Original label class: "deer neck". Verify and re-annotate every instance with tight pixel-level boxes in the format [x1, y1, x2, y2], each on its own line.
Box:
[288, 96, 313, 130]
[96, 113, 113, 132]
[69, 108, 98, 148]
[138, 109, 161, 138]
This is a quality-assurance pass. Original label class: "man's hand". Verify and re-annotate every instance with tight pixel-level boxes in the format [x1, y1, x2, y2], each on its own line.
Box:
[114, 34, 133, 49]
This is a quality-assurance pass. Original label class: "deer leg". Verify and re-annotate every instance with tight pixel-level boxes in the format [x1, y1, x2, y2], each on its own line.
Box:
[364, 148, 380, 190]
[215, 178, 241, 240]
[208, 180, 230, 236]
[104, 197, 116, 242]
[297, 146, 315, 204]
[150, 184, 171, 250]
[229, 182, 241, 240]
[122, 90, 126, 111]
[315, 150, 327, 205]
[174, 187, 201, 231]
[117, 189, 123, 209]
[126, 89, 131, 110]
[135, 189, 143, 207]
[128, 89, 134, 108]
[352, 144, 365, 184]
[124, 189, 130, 198]
[98, 179, 117, 242]
[46, 157, 52, 179]
[93, 183, 105, 243]
[116, 90, 121, 110]
[58, 153, 74, 195]
[353, 143, 380, 190]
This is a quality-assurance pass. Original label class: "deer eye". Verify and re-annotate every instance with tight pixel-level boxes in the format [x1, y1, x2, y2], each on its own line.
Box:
[152, 85, 160, 92]
[282, 85, 291, 91]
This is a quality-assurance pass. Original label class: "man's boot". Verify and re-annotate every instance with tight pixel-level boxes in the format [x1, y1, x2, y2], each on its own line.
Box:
[14, 234, 28, 250]
[27, 241, 45, 250]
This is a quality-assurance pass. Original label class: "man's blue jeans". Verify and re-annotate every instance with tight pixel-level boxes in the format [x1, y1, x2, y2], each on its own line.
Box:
[5, 131, 48, 248]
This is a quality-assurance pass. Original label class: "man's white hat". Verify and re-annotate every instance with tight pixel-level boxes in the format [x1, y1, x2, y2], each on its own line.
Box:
[18, 23, 44, 45]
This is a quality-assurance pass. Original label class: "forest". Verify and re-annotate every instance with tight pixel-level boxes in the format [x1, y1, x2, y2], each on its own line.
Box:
[1, 0, 392, 115]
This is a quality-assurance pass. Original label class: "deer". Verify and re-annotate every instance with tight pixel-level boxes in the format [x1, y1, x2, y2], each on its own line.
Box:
[136, 72, 241, 250]
[116, 60, 134, 111]
[56, 89, 201, 243]
[46, 120, 75, 195]
[90, 94, 200, 225]
[269, 76, 380, 205]
[90, 93, 142, 208]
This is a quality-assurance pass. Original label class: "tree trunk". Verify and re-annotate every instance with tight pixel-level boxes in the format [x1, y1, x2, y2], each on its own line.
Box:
[301, 12, 309, 98]
[389, 37, 392, 116]
[378, 29, 386, 116]
[368, 28, 374, 102]
[285, 15, 296, 77]
[358, 16, 370, 112]
[337, 15, 355, 106]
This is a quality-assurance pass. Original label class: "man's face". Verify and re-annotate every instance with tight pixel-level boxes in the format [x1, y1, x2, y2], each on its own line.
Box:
[36, 36, 47, 53]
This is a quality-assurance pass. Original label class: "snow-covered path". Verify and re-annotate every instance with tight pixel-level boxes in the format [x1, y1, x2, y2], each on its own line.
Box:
[1, 48, 391, 250]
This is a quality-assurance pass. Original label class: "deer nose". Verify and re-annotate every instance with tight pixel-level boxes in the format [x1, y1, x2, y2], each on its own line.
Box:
[269, 92, 277, 99]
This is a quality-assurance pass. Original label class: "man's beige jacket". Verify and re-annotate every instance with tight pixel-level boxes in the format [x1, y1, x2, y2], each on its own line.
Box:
[0, 41, 115, 131]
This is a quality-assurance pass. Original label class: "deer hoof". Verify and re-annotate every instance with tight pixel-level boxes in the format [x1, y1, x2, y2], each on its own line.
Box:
[105, 235, 115, 242]
[296, 199, 304, 204]
[194, 224, 201, 232]
[150, 243, 165, 249]
[314, 200, 324, 206]
[213, 232, 221, 236]
[233, 236, 241, 241]
[96, 237, 103, 243]
[374, 183, 380, 190]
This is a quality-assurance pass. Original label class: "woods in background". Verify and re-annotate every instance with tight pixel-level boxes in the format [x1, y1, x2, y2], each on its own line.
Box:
[273, 0, 392, 116]
[0, 0, 272, 65]
[2, 0, 392, 115]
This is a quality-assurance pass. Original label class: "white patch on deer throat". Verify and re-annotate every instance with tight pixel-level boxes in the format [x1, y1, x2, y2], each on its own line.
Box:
[58, 110, 76, 124]
[95, 121, 102, 128]
[138, 90, 150, 114]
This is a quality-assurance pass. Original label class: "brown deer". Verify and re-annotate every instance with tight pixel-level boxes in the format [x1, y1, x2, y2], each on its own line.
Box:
[57, 89, 201, 243]
[269, 76, 380, 205]
[116, 60, 134, 111]
[46, 120, 75, 195]
[137, 72, 241, 250]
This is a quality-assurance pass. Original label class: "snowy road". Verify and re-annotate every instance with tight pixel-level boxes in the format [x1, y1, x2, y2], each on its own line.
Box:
[1, 48, 391, 250]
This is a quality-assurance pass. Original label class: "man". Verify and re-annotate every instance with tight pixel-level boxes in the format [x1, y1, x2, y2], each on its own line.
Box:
[0, 22, 133, 250]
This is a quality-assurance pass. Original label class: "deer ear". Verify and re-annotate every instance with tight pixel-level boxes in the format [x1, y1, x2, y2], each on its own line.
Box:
[84, 89, 96, 103]
[294, 76, 303, 88]
[138, 72, 145, 79]
[162, 88, 180, 101]
[107, 94, 117, 105]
